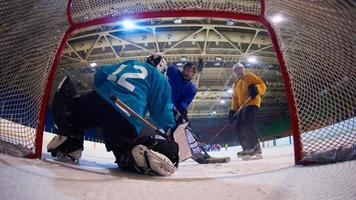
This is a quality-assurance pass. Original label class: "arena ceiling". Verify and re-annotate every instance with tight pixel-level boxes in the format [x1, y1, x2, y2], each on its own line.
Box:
[55, 17, 289, 119]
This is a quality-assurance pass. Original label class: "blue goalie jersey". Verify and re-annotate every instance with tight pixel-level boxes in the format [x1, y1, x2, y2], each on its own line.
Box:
[93, 60, 176, 134]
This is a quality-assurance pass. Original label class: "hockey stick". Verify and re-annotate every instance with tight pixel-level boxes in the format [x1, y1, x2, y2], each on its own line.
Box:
[207, 97, 251, 144]
[110, 95, 160, 132]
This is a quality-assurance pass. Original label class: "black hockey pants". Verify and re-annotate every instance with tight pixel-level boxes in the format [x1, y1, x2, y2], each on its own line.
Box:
[235, 105, 259, 151]
[72, 91, 137, 155]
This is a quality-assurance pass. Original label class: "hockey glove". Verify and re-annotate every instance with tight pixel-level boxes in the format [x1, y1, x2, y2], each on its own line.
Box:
[228, 109, 237, 123]
[173, 107, 189, 124]
[179, 109, 189, 122]
[248, 84, 258, 99]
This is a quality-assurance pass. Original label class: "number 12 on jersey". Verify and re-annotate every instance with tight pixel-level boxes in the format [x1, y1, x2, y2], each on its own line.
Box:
[107, 64, 148, 92]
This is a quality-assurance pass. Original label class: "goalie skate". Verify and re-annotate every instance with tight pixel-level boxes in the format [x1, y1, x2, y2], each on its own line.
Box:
[47, 135, 83, 162]
[132, 144, 176, 176]
[52, 150, 82, 163]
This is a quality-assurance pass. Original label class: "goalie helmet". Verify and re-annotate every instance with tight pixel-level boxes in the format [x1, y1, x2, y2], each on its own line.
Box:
[145, 54, 168, 75]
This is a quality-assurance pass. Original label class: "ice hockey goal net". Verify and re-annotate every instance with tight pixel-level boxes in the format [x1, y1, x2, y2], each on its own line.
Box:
[0, 0, 355, 163]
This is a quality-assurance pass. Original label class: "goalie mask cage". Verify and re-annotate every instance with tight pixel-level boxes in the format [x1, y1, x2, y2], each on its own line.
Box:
[0, 0, 355, 164]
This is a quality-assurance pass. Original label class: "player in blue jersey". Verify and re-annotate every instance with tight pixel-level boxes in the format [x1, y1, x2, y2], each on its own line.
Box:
[167, 63, 230, 164]
[47, 55, 179, 176]
[167, 62, 197, 122]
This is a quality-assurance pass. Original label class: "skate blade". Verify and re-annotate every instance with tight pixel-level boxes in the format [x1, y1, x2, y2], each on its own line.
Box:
[55, 152, 80, 164]
[242, 154, 263, 161]
[133, 145, 176, 176]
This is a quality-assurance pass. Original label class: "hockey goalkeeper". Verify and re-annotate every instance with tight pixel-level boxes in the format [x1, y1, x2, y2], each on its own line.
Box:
[47, 55, 179, 176]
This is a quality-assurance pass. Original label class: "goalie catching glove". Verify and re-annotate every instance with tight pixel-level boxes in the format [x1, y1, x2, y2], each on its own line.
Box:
[115, 135, 179, 176]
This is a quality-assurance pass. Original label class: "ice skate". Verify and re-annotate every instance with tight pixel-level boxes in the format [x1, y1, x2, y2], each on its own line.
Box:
[241, 145, 263, 161]
[47, 135, 83, 162]
[242, 153, 263, 160]
[132, 144, 176, 176]
[237, 150, 246, 157]
[54, 150, 82, 164]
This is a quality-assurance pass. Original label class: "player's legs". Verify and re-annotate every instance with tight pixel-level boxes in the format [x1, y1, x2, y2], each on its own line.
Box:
[48, 76, 83, 161]
[241, 106, 259, 150]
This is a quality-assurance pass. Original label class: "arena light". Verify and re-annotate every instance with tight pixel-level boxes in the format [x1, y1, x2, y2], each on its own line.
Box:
[122, 20, 136, 29]
[227, 89, 233, 94]
[226, 20, 234, 26]
[247, 57, 257, 64]
[181, 57, 187, 61]
[215, 56, 223, 61]
[89, 62, 97, 67]
[173, 18, 182, 24]
[220, 100, 226, 104]
[271, 15, 284, 24]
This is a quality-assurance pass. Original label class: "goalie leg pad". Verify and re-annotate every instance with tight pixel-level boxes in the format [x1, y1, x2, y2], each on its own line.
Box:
[132, 145, 175, 176]
[53, 76, 80, 137]
[134, 136, 179, 167]
[113, 136, 179, 176]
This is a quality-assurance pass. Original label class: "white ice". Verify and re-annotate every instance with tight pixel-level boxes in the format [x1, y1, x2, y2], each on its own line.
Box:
[0, 119, 356, 200]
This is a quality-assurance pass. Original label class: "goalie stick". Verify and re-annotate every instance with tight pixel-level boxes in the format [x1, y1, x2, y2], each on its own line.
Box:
[110, 95, 192, 162]
[109, 95, 159, 132]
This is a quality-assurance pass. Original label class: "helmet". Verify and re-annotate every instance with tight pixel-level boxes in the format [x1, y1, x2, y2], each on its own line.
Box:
[232, 63, 244, 71]
[181, 62, 197, 80]
[145, 54, 168, 74]
[232, 63, 245, 78]
[182, 62, 197, 73]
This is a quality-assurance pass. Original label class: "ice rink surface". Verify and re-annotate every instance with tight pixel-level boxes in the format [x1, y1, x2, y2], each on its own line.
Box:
[0, 132, 356, 200]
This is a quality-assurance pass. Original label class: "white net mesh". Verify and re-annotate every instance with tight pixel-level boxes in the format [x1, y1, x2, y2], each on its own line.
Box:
[0, 0, 355, 162]
[0, 0, 68, 156]
[266, 0, 356, 161]
[70, 0, 260, 23]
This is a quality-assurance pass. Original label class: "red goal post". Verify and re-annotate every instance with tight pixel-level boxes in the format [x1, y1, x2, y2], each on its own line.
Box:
[0, 0, 354, 164]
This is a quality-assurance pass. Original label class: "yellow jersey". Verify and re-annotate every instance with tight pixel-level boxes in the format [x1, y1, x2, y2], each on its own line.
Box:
[231, 72, 266, 110]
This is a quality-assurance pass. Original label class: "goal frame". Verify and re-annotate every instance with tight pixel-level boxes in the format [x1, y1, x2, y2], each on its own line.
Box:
[31, 0, 302, 163]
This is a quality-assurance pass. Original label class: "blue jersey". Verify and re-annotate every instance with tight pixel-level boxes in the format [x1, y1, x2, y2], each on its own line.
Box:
[93, 60, 176, 134]
[167, 66, 197, 111]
